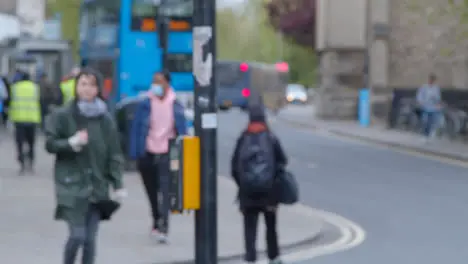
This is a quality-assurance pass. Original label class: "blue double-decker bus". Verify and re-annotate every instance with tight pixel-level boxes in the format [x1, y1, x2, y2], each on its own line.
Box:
[79, 0, 193, 105]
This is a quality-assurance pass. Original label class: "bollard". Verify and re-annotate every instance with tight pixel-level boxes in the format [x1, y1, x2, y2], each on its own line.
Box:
[358, 89, 370, 127]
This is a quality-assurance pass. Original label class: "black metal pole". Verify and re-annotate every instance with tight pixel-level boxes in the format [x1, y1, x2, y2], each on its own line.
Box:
[193, 0, 217, 262]
[364, 0, 371, 117]
[157, 2, 169, 69]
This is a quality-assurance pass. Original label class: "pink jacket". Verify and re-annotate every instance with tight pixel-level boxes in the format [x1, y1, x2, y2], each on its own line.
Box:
[145, 89, 176, 154]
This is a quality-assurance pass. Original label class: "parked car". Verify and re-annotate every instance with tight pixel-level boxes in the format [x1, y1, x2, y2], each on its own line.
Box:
[286, 84, 307, 104]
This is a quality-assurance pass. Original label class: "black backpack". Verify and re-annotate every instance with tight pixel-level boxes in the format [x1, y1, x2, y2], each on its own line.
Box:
[238, 131, 276, 196]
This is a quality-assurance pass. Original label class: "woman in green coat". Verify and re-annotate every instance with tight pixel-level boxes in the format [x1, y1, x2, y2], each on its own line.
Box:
[45, 68, 126, 264]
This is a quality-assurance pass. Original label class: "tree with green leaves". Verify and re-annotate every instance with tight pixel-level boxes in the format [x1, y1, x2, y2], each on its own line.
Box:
[46, 0, 80, 60]
[216, 1, 318, 87]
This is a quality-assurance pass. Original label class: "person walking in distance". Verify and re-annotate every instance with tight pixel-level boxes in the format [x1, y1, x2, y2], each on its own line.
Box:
[0, 76, 9, 126]
[45, 68, 127, 264]
[231, 104, 287, 264]
[9, 71, 41, 174]
[129, 70, 187, 243]
[416, 73, 443, 141]
[60, 66, 80, 105]
[38, 71, 60, 129]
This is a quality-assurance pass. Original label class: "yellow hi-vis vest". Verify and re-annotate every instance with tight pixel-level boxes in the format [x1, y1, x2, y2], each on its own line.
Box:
[9, 80, 41, 124]
[60, 79, 75, 104]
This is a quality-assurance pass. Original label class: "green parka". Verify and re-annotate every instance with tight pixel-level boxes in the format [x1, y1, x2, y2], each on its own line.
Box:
[45, 101, 124, 224]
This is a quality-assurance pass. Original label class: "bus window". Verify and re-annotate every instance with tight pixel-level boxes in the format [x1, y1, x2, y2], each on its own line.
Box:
[94, 25, 118, 47]
[79, 11, 90, 43]
[81, 1, 119, 46]
[217, 62, 247, 89]
[279, 72, 289, 86]
[161, 0, 193, 17]
[166, 54, 192, 72]
[131, 0, 159, 31]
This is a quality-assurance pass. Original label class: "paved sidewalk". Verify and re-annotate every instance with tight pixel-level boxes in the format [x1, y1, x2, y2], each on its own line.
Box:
[278, 105, 468, 161]
[0, 136, 323, 264]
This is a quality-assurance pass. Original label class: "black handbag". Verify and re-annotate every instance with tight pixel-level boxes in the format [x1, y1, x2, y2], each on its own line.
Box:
[276, 168, 299, 205]
[94, 200, 121, 220]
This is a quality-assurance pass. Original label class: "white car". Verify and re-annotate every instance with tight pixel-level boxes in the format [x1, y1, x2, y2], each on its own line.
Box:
[286, 84, 308, 104]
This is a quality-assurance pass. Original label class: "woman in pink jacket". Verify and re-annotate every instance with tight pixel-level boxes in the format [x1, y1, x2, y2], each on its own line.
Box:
[137, 70, 177, 244]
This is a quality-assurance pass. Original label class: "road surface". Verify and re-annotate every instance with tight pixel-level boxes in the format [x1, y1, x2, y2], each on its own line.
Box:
[218, 109, 468, 264]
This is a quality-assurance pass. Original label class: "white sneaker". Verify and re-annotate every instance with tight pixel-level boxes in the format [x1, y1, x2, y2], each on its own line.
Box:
[156, 233, 168, 244]
[149, 229, 168, 243]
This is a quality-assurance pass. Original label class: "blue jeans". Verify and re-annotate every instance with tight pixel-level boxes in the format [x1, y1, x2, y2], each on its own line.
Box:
[421, 110, 441, 137]
[64, 205, 100, 264]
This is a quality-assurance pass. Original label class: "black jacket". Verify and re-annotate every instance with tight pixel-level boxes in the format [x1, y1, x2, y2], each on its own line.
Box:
[231, 122, 287, 209]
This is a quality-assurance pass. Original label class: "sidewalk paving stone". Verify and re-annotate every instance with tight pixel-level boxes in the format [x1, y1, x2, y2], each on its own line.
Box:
[0, 136, 323, 264]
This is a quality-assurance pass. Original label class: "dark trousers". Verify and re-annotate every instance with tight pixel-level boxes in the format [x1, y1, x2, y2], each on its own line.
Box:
[243, 207, 280, 262]
[14, 123, 36, 165]
[64, 205, 100, 264]
[1, 110, 6, 127]
[40, 99, 49, 130]
[137, 152, 170, 233]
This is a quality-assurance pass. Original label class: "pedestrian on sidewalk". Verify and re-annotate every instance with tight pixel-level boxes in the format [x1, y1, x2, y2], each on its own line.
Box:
[231, 103, 288, 264]
[60, 66, 81, 105]
[38, 71, 60, 130]
[0, 75, 9, 127]
[9, 71, 41, 174]
[129, 70, 187, 244]
[45, 68, 127, 264]
[416, 73, 443, 140]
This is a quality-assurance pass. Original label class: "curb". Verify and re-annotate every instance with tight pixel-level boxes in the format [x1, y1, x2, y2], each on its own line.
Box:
[155, 223, 323, 264]
[278, 116, 468, 163]
[328, 129, 468, 162]
[159, 228, 323, 264]
[152, 175, 325, 264]
[154, 174, 325, 264]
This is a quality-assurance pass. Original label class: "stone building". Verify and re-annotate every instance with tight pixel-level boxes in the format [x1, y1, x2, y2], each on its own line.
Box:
[314, 0, 466, 121]
[0, 0, 15, 15]
[0, 0, 20, 42]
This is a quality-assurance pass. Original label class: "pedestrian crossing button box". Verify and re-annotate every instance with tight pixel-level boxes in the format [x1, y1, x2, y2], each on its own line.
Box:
[168, 136, 200, 213]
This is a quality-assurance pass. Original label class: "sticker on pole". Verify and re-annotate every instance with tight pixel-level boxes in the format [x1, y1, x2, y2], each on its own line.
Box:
[193, 26, 213, 87]
[201, 113, 217, 129]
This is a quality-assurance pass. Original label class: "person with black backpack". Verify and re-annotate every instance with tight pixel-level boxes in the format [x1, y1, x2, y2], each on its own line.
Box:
[231, 104, 288, 264]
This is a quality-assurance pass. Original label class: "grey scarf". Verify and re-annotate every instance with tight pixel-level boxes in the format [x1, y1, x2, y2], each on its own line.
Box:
[77, 98, 107, 117]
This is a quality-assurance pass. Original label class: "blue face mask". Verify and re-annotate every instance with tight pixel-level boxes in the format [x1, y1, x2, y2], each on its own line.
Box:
[150, 84, 164, 96]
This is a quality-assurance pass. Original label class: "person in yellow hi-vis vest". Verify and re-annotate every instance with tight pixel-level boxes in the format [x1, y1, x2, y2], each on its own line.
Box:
[9, 71, 41, 174]
[60, 67, 80, 105]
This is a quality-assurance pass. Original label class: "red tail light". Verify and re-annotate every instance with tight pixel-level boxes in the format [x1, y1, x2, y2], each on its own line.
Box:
[275, 62, 289, 72]
[242, 88, 250, 97]
[240, 63, 249, 72]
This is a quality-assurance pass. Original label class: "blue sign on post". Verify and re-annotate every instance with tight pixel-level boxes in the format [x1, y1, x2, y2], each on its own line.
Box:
[358, 89, 370, 127]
